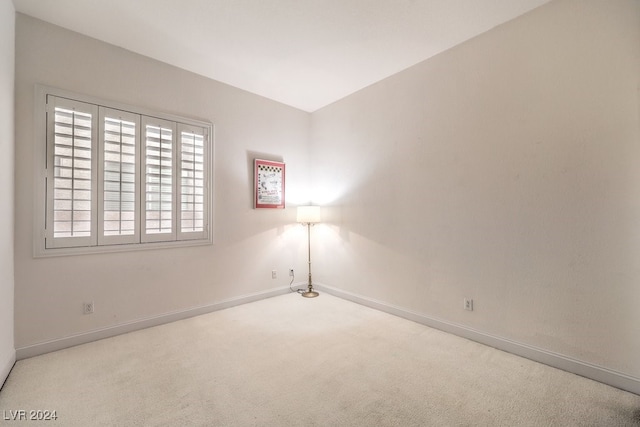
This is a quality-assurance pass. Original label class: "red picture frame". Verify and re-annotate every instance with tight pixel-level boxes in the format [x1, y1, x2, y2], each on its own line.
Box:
[254, 159, 285, 209]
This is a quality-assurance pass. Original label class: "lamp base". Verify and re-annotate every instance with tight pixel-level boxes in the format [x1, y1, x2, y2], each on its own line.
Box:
[301, 290, 319, 298]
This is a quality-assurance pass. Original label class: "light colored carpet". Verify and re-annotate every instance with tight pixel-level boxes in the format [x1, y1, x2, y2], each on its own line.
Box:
[1, 293, 639, 426]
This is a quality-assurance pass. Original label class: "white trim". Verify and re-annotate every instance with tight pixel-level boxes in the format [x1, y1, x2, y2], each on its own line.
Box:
[33, 84, 214, 257]
[37, 85, 210, 130]
[314, 283, 640, 396]
[0, 348, 16, 390]
[32, 238, 213, 258]
[16, 287, 293, 360]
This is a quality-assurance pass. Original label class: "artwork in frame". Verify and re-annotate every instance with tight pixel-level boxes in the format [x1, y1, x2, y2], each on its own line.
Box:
[254, 159, 285, 209]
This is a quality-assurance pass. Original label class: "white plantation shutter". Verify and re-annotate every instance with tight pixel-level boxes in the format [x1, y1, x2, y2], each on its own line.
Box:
[38, 86, 212, 255]
[98, 108, 140, 245]
[178, 124, 208, 240]
[46, 97, 98, 249]
[142, 117, 176, 243]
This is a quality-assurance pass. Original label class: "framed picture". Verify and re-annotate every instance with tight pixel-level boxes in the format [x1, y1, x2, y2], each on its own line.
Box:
[254, 159, 285, 209]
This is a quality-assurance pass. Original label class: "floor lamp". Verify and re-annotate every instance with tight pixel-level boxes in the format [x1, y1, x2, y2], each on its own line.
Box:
[297, 206, 321, 298]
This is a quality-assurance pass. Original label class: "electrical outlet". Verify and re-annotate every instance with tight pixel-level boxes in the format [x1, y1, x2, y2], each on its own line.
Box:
[289, 269, 294, 277]
[83, 302, 94, 315]
[464, 298, 473, 311]
[272, 270, 277, 279]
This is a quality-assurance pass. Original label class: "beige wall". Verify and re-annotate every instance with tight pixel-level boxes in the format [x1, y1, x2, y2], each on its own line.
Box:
[0, 0, 16, 385]
[311, 0, 640, 378]
[14, 14, 311, 349]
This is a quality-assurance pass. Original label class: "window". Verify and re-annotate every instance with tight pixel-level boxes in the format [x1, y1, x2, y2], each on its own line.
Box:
[35, 86, 213, 256]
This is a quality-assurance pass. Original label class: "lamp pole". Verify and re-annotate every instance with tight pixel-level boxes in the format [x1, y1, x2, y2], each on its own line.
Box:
[302, 221, 319, 298]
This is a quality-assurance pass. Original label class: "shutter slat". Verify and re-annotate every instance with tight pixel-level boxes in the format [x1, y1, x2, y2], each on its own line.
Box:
[102, 115, 137, 237]
[180, 130, 205, 233]
[145, 124, 173, 235]
[52, 106, 94, 239]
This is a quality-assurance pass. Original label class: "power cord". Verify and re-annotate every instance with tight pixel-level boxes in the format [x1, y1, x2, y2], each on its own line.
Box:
[289, 271, 305, 294]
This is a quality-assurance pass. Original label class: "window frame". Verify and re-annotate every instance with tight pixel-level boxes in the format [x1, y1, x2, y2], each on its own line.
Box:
[34, 85, 214, 257]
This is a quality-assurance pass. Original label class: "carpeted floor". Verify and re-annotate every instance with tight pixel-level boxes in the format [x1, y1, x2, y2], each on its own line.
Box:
[1, 293, 639, 426]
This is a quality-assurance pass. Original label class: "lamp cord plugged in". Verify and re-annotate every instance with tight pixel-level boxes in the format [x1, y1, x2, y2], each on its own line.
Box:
[289, 271, 305, 294]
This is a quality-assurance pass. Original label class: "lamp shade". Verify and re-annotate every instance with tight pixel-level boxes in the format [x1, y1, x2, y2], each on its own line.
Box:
[297, 205, 321, 224]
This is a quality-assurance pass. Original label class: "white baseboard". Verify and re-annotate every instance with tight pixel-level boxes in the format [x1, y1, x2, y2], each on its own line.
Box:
[16, 287, 292, 360]
[315, 283, 640, 396]
[0, 348, 16, 391]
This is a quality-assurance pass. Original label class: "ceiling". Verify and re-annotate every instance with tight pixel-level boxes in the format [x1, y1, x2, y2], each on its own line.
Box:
[12, 0, 552, 112]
